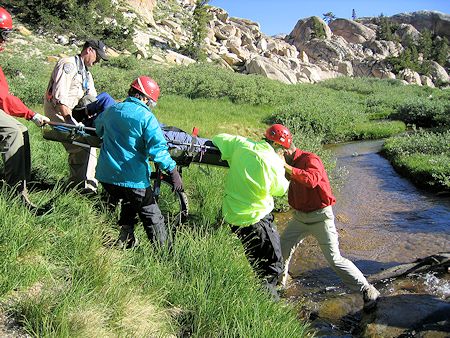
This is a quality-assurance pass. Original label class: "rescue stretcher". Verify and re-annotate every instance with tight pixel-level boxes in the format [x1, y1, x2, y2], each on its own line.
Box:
[42, 122, 228, 168]
[42, 122, 228, 227]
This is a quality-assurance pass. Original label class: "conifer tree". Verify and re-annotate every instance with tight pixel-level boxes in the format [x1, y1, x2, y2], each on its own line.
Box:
[182, 0, 211, 61]
[322, 12, 336, 24]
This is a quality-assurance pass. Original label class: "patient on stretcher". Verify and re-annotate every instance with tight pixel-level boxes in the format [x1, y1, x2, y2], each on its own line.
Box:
[72, 92, 213, 151]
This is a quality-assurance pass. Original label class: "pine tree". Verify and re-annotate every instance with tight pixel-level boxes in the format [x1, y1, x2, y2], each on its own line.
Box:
[182, 0, 211, 61]
[418, 29, 433, 60]
[432, 37, 449, 66]
[352, 9, 357, 20]
[377, 15, 394, 41]
[322, 12, 336, 24]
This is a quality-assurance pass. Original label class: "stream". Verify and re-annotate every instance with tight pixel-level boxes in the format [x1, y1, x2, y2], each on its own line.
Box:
[277, 139, 450, 337]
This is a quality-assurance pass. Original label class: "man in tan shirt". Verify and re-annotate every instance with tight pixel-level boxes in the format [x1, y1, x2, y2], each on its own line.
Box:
[44, 40, 108, 194]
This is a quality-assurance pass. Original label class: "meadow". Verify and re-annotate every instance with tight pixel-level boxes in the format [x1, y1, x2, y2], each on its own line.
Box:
[0, 36, 449, 336]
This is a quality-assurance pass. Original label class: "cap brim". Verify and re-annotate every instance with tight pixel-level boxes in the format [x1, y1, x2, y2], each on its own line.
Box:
[97, 50, 109, 61]
[92, 47, 109, 61]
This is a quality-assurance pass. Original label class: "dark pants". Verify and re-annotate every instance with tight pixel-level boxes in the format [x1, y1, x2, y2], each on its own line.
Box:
[231, 213, 284, 287]
[101, 182, 170, 247]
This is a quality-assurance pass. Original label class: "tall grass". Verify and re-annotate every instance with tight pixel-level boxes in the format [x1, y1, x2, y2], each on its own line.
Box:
[1, 120, 310, 337]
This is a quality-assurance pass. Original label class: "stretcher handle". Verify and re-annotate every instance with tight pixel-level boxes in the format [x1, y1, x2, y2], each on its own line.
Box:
[46, 121, 96, 133]
[166, 140, 219, 151]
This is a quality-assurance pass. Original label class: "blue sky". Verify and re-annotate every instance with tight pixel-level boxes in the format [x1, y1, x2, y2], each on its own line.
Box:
[209, 0, 450, 36]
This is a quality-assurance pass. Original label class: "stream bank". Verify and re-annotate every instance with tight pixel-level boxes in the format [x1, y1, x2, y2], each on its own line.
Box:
[277, 140, 450, 337]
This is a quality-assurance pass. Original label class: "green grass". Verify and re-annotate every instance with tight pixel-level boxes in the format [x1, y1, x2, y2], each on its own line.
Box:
[382, 130, 450, 191]
[1, 121, 310, 337]
[155, 95, 273, 139]
[353, 120, 406, 140]
[1, 186, 309, 337]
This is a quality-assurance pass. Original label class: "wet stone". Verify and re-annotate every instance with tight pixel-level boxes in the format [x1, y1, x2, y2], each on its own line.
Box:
[360, 294, 450, 337]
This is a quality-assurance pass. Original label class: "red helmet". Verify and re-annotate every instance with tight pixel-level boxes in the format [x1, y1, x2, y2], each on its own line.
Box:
[0, 7, 13, 30]
[130, 76, 160, 103]
[265, 124, 292, 149]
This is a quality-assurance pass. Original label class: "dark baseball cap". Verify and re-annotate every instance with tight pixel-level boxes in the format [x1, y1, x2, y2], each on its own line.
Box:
[84, 39, 109, 61]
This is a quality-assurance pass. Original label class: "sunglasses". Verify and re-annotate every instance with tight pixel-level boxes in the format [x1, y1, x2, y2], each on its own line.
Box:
[0, 29, 12, 41]
[146, 98, 157, 108]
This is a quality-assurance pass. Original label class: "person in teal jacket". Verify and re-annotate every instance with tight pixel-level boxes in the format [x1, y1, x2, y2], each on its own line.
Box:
[212, 133, 289, 298]
[95, 76, 183, 249]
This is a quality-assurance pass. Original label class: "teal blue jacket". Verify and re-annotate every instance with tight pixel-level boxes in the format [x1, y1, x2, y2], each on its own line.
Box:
[95, 97, 176, 188]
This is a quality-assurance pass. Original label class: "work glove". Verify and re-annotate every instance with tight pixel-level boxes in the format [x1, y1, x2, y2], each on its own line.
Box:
[169, 168, 184, 192]
[31, 113, 50, 127]
[64, 115, 84, 128]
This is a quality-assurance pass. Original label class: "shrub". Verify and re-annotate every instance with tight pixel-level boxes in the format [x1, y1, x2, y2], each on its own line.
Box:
[382, 130, 450, 191]
[268, 85, 364, 143]
[3, 0, 135, 50]
[383, 130, 450, 157]
[311, 16, 327, 39]
[391, 98, 450, 128]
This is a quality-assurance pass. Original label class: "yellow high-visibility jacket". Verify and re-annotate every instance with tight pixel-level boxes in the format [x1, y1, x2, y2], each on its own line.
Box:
[212, 134, 289, 226]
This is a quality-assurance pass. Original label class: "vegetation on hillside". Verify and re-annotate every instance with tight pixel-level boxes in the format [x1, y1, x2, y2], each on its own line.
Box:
[2, 0, 135, 50]
[180, 0, 212, 61]
[374, 15, 450, 75]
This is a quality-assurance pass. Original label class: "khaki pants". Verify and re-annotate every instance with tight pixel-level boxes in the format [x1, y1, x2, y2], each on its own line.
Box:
[281, 206, 368, 292]
[44, 100, 98, 192]
[0, 109, 30, 187]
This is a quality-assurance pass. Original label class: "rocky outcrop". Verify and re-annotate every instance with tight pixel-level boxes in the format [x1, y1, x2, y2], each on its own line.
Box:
[429, 61, 450, 84]
[287, 16, 332, 45]
[390, 10, 450, 40]
[394, 23, 421, 44]
[200, 9, 447, 86]
[126, 0, 157, 27]
[49, 2, 448, 87]
[329, 19, 376, 43]
[398, 68, 422, 85]
[362, 39, 403, 58]
[245, 56, 298, 84]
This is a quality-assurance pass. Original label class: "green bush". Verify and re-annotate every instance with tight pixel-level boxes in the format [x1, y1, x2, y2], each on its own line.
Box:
[391, 98, 450, 127]
[382, 130, 450, 191]
[268, 86, 364, 143]
[0, 52, 52, 106]
[383, 130, 450, 156]
[3, 0, 135, 50]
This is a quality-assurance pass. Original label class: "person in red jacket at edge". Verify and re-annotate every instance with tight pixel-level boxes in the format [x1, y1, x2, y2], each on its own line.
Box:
[0, 7, 51, 215]
[265, 124, 381, 310]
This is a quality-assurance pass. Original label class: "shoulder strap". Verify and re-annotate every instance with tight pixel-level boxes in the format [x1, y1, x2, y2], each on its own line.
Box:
[74, 55, 89, 95]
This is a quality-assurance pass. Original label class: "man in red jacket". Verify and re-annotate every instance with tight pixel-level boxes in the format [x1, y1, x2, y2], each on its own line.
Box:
[265, 124, 380, 310]
[0, 7, 50, 214]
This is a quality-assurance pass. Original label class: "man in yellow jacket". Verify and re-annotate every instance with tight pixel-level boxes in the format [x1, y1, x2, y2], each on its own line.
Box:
[212, 133, 289, 298]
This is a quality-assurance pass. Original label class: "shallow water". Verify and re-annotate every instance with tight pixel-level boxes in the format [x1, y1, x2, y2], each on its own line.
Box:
[277, 140, 450, 336]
